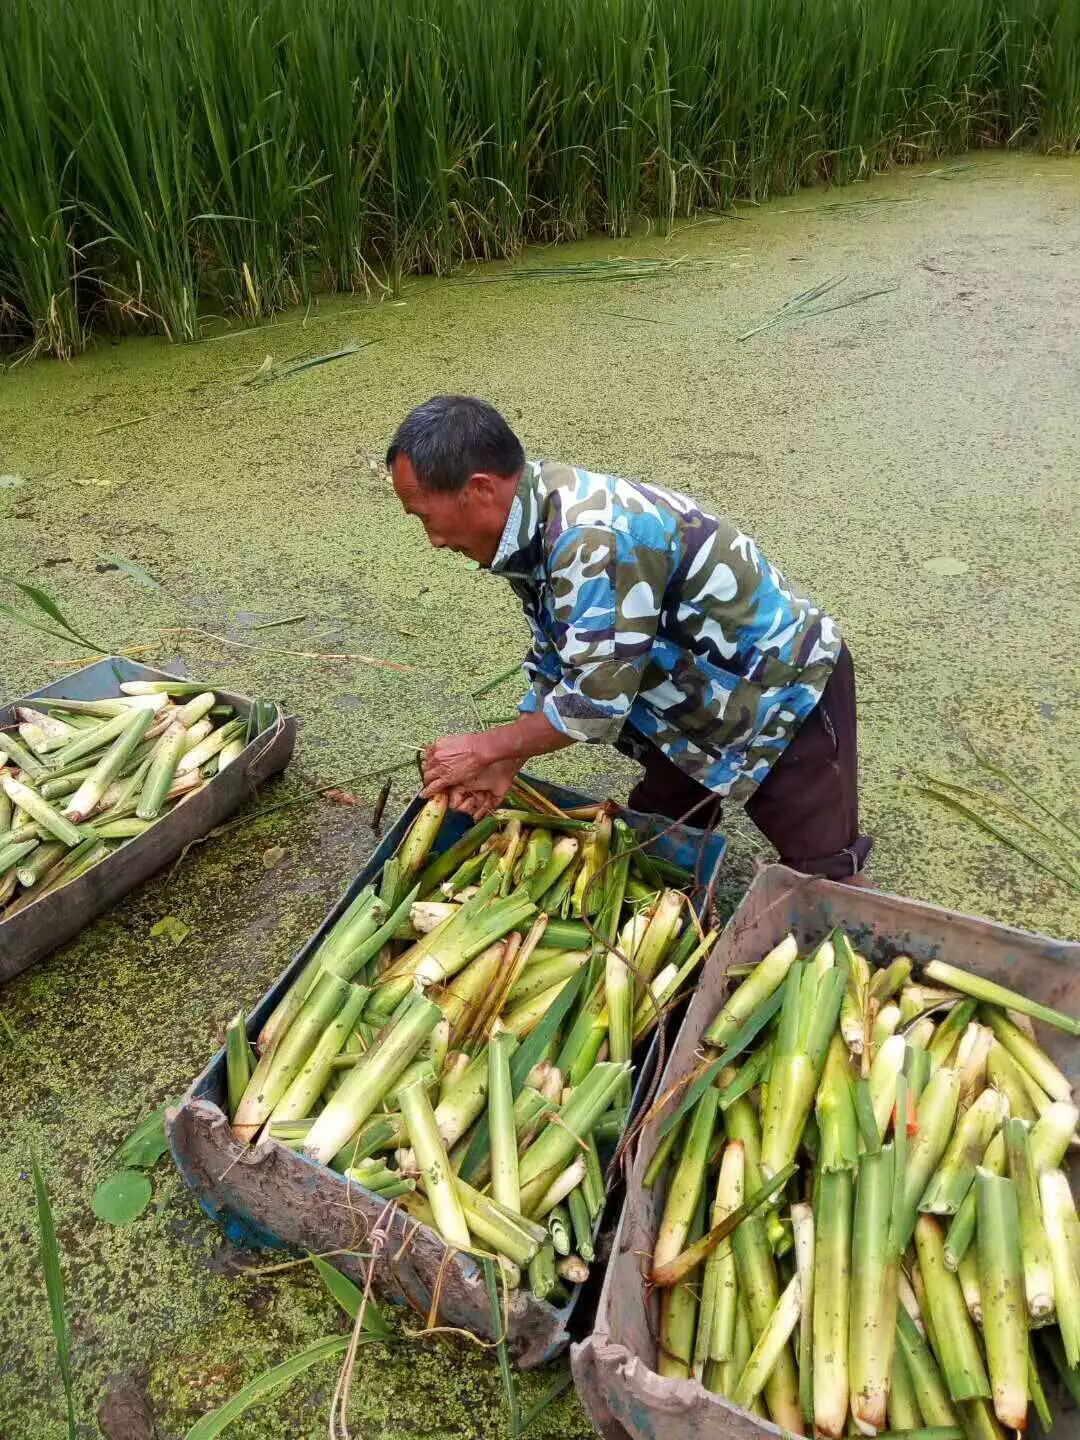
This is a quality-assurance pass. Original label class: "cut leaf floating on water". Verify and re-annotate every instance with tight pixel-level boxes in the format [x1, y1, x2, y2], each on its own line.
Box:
[111, 1103, 172, 1169]
[737, 275, 897, 342]
[247, 340, 380, 386]
[240, 354, 274, 386]
[32, 1156, 77, 1440]
[0, 579, 110, 651]
[151, 916, 190, 946]
[915, 768, 1080, 896]
[961, 735, 1080, 850]
[100, 554, 162, 591]
[309, 1255, 393, 1336]
[183, 1335, 363, 1440]
[457, 257, 709, 286]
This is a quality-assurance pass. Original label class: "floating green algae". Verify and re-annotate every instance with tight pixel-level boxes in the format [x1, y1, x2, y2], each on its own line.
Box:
[2, 151, 1079, 1434]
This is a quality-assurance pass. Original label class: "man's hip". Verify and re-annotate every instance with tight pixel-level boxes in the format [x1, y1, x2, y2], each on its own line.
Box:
[623, 643, 872, 881]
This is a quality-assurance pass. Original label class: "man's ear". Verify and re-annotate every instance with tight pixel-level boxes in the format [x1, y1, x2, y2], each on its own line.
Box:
[463, 471, 499, 505]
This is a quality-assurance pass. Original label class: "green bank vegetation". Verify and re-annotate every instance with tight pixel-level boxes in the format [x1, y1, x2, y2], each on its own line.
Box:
[1, 0, 1078, 359]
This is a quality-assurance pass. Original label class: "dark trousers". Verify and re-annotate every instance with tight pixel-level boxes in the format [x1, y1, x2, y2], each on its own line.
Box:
[626, 644, 872, 880]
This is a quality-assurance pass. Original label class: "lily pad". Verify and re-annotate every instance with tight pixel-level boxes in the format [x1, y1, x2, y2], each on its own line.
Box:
[92, 1169, 153, 1226]
[111, 1103, 171, 1169]
[922, 555, 970, 577]
[151, 915, 190, 946]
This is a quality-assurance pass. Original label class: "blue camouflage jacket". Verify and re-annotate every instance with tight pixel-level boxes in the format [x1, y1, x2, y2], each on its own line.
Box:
[489, 460, 841, 800]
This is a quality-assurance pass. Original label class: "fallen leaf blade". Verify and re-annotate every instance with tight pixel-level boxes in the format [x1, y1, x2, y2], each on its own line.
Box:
[311, 1255, 393, 1336]
[111, 1102, 172, 1169]
[183, 1335, 357, 1439]
[151, 916, 190, 946]
[32, 1155, 78, 1440]
[101, 554, 162, 592]
[914, 785, 1080, 894]
[5, 580, 110, 652]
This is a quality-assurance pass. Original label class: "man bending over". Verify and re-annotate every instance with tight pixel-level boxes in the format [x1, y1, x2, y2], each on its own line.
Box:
[387, 394, 871, 882]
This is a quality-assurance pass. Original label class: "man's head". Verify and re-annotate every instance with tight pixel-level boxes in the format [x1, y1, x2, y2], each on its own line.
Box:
[387, 395, 525, 565]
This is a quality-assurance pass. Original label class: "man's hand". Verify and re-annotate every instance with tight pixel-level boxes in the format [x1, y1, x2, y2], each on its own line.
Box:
[443, 784, 506, 820]
[422, 733, 518, 817]
[422, 732, 497, 792]
[422, 714, 575, 817]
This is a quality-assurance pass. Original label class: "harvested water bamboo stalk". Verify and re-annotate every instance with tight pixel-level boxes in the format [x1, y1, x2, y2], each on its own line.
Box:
[975, 1169, 1028, 1429]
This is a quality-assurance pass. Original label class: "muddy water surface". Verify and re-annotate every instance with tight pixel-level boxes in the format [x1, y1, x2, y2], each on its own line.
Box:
[1, 151, 1078, 1436]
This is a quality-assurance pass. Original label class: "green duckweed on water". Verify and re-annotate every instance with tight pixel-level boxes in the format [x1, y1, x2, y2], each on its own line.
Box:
[2, 151, 1079, 1436]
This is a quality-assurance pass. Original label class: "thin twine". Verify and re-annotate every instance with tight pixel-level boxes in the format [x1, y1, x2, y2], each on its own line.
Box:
[329, 1203, 394, 1440]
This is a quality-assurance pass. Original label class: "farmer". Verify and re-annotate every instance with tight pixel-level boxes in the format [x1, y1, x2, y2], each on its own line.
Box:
[387, 395, 871, 882]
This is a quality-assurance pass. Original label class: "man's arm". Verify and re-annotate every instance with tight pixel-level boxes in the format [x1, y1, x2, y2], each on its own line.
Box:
[424, 524, 666, 814]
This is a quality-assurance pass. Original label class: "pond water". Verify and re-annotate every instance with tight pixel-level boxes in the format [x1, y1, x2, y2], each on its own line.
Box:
[1, 150, 1078, 1436]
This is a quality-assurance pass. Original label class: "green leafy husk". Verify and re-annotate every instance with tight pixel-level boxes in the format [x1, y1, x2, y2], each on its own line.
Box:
[924, 960, 1080, 1036]
[704, 933, 797, 1049]
[660, 985, 785, 1140]
[731, 1197, 802, 1430]
[896, 1304, 958, 1426]
[849, 1143, 897, 1432]
[914, 1215, 991, 1403]
[813, 1167, 853, 1437]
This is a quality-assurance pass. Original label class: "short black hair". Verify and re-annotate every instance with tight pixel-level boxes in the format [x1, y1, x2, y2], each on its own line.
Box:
[386, 395, 525, 493]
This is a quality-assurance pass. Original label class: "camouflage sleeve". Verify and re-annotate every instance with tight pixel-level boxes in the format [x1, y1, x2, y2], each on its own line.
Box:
[518, 635, 561, 715]
[539, 525, 667, 743]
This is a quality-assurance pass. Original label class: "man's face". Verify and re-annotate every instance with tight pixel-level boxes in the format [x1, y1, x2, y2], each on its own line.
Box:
[390, 454, 505, 565]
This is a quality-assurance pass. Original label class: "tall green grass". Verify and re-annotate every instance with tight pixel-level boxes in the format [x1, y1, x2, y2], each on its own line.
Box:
[0, 0, 81, 358]
[0, 0, 1076, 357]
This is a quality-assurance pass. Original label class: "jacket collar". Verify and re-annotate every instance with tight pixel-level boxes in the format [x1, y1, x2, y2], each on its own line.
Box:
[489, 461, 543, 577]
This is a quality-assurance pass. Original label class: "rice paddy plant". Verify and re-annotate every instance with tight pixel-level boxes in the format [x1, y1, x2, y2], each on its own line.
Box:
[380, 1, 472, 276]
[56, 0, 201, 340]
[529, 7, 597, 241]
[902, 0, 1001, 156]
[580, 0, 655, 238]
[653, 8, 737, 214]
[437, 0, 541, 259]
[289, 0, 389, 294]
[0, 0, 1077, 357]
[0, 0, 81, 359]
[1037, 0, 1080, 152]
[752, 0, 836, 194]
[181, 0, 318, 318]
